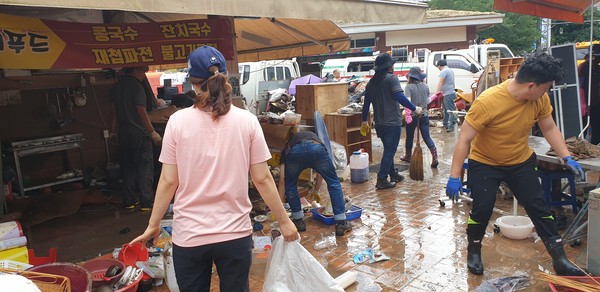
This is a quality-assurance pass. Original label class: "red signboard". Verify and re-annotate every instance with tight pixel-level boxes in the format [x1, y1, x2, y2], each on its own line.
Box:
[0, 13, 234, 69]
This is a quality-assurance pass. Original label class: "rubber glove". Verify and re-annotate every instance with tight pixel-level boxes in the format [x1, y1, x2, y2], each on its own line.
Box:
[563, 156, 585, 179]
[405, 109, 413, 124]
[446, 177, 462, 201]
[415, 106, 423, 115]
[360, 121, 370, 137]
[151, 131, 162, 146]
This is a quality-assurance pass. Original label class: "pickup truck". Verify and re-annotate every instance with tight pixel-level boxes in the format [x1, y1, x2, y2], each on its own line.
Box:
[322, 48, 484, 99]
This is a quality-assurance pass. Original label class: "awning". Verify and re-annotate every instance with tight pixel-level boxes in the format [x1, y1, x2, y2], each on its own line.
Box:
[0, 0, 428, 24]
[236, 18, 350, 62]
[493, 0, 600, 23]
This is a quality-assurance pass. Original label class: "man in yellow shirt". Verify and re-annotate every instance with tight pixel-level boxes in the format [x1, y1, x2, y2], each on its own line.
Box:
[446, 54, 586, 276]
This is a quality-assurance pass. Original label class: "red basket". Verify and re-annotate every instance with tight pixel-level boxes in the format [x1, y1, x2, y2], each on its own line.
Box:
[548, 276, 600, 291]
[28, 262, 92, 292]
[114, 268, 143, 292]
[81, 258, 125, 288]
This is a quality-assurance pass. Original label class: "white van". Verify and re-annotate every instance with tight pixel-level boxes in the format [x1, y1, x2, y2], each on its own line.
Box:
[322, 49, 483, 96]
[238, 60, 301, 114]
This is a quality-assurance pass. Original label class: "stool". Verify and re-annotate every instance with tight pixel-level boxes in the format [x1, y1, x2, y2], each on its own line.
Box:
[537, 170, 578, 214]
[28, 248, 57, 266]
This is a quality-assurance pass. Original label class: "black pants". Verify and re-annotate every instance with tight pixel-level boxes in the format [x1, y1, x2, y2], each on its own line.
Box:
[173, 235, 252, 292]
[467, 154, 558, 239]
[118, 134, 154, 207]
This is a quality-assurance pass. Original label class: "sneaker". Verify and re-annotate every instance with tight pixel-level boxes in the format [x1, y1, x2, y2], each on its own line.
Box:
[140, 206, 153, 212]
[292, 218, 306, 232]
[389, 171, 404, 183]
[376, 178, 396, 190]
[335, 220, 352, 236]
[124, 200, 140, 210]
[399, 155, 411, 162]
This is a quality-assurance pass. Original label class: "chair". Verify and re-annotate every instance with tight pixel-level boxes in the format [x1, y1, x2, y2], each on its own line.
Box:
[28, 248, 57, 266]
[537, 170, 578, 214]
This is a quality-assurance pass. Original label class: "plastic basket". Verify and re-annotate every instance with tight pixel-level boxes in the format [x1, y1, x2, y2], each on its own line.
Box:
[311, 205, 363, 225]
[28, 263, 91, 292]
[548, 276, 600, 291]
[0, 259, 33, 270]
[0, 267, 71, 292]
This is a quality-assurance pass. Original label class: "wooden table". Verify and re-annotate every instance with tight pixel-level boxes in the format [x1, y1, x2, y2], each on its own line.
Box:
[529, 135, 600, 171]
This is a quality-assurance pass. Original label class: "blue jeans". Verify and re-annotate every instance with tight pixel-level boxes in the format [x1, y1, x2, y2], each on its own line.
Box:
[284, 141, 346, 221]
[374, 125, 401, 180]
[442, 92, 457, 130]
[405, 114, 436, 153]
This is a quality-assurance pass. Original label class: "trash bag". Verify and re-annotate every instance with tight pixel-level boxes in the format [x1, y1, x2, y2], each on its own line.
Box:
[263, 237, 344, 292]
[475, 272, 529, 292]
[330, 141, 347, 172]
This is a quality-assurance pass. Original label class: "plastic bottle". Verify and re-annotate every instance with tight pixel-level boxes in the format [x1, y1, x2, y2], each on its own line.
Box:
[349, 150, 369, 183]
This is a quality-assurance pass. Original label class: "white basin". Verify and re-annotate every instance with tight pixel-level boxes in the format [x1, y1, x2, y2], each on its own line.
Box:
[495, 215, 534, 240]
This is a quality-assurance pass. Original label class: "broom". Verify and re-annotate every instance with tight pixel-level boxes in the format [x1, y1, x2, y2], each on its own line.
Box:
[409, 114, 424, 181]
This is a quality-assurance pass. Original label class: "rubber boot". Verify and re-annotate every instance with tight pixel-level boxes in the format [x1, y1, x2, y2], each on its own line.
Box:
[376, 177, 396, 190]
[467, 223, 485, 275]
[467, 240, 484, 275]
[541, 235, 586, 276]
[430, 147, 439, 168]
[400, 152, 411, 162]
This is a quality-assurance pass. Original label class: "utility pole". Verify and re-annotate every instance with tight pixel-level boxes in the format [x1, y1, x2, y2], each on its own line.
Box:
[540, 18, 552, 52]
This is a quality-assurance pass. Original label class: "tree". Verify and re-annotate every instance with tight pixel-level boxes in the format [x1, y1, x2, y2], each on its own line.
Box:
[428, 0, 541, 55]
[551, 8, 600, 45]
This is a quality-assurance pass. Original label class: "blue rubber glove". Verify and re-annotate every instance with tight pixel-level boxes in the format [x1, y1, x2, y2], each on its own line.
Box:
[446, 177, 462, 201]
[563, 156, 585, 179]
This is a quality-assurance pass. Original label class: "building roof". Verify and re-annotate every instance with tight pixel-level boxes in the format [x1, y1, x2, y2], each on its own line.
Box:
[338, 9, 504, 35]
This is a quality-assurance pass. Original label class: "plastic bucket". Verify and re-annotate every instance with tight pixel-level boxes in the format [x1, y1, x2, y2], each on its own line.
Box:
[28, 262, 92, 292]
[118, 242, 149, 267]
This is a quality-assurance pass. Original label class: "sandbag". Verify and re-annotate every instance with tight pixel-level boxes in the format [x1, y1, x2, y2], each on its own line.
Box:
[263, 237, 343, 292]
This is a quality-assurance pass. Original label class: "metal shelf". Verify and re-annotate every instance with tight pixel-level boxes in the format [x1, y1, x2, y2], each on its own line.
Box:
[11, 134, 85, 195]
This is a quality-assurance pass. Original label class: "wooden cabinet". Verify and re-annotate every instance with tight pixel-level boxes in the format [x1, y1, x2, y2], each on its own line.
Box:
[324, 113, 372, 162]
[295, 83, 348, 125]
[499, 57, 524, 80]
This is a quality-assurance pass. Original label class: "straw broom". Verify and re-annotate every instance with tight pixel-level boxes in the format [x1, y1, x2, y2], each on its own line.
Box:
[409, 114, 424, 181]
[537, 272, 600, 292]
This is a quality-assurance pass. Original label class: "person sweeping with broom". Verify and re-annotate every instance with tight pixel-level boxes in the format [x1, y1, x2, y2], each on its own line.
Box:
[361, 53, 422, 190]
[446, 53, 586, 276]
[400, 67, 439, 181]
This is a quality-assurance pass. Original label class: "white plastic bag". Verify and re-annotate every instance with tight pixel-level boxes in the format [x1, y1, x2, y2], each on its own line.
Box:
[263, 237, 344, 292]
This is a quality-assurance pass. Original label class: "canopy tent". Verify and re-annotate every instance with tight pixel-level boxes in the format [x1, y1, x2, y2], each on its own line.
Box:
[494, 0, 600, 138]
[493, 0, 600, 24]
[0, 0, 427, 26]
[236, 18, 350, 62]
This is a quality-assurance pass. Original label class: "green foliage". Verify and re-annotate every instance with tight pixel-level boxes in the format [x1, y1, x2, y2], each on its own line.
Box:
[551, 8, 600, 45]
[429, 0, 541, 55]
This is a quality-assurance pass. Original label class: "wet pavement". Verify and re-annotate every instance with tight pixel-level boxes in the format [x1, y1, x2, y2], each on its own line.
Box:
[247, 124, 589, 291]
[26, 122, 590, 291]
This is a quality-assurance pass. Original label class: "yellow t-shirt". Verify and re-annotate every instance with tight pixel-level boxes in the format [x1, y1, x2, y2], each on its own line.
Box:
[465, 80, 553, 166]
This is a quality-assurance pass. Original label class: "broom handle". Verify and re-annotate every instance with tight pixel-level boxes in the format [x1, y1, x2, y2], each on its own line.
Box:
[416, 114, 421, 145]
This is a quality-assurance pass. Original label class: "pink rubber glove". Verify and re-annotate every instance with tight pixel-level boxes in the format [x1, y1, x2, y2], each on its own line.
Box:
[405, 109, 413, 124]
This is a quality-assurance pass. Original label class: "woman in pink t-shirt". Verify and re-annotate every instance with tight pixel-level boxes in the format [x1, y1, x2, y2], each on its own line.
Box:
[130, 46, 298, 291]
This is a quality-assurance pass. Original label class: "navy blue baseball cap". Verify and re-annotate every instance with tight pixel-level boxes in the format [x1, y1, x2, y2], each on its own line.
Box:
[187, 46, 227, 79]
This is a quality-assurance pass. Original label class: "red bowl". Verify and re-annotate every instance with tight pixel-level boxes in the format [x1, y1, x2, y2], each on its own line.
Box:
[81, 258, 125, 287]
[28, 262, 92, 292]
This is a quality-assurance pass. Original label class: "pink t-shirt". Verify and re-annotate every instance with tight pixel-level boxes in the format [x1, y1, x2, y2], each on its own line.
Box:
[159, 106, 271, 247]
